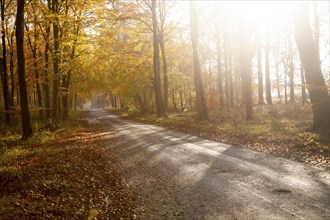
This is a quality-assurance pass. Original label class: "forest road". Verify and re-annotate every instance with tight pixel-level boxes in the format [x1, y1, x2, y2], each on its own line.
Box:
[89, 109, 330, 220]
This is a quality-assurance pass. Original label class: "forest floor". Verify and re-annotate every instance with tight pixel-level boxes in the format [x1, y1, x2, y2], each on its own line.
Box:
[0, 112, 142, 219]
[0, 107, 329, 219]
[106, 103, 329, 168]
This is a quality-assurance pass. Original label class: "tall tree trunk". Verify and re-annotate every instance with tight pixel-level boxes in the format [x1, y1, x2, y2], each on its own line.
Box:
[228, 41, 234, 107]
[52, 0, 60, 122]
[240, 20, 254, 120]
[300, 62, 307, 104]
[265, 31, 272, 105]
[214, 7, 224, 109]
[224, 27, 230, 108]
[288, 34, 295, 103]
[312, 2, 320, 62]
[293, 2, 329, 134]
[172, 87, 177, 111]
[159, 31, 168, 113]
[189, 1, 208, 120]
[151, 0, 166, 117]
[16, 0, 33, 139]
[62, 31, 77, 120]
[284, 71, 288, 103]
[275, 57, 281, 99]
[34, 52, 43, 120]
[178, 86, 184, 112]
[44, 23, 51, 119]
[26, 19, 43, 120]
[1, 0, 10, 123]
[9, 31, 14, 111]
[257, 45, 265, 104]
[289, 58, 295, 103]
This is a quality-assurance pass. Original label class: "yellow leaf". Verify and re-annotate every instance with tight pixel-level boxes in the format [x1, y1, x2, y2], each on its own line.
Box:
[87, 208, 99, 220]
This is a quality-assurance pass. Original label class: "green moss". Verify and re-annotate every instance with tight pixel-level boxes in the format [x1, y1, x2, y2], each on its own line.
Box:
[0, 147, 30, 165]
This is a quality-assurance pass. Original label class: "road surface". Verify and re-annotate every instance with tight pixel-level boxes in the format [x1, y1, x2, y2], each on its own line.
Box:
[89, 109, 330, 220]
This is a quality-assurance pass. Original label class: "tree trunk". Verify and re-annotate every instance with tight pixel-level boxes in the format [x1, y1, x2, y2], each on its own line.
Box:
[275, 58, 281, 99]
[257, 46, 265, 104]
[293, 2, 329, 134]
[300, 62, 307, 104]
[9, 31, 15, 111]
[26, 20, 43, 120]
[284, 72, 288, 103]
[289, 58, 295, 103]
[62, 40, 76, 120]
[16, 0, 33, 139]
[34, 51, 43, 120]
[151, 0, 166, 117]
[44, 23, 51, 119]
[288, 34, 295, 103]
[159, 31, 168, 113]
[52, 0, 60, 122]
[214, 7, 224, 109]
[189, 1, 208, 120]
[265, 31, 272, 105]
[1, 0, 10, 123]
[228, 41, 234, 107]
[312, 2, 320, 62]
[224, 27, 230, 108]
[240, 20, 254, 120]
[172, 87, 177, 111]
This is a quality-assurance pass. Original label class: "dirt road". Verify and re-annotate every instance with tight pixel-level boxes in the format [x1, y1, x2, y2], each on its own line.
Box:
[89, 109, 330, 220]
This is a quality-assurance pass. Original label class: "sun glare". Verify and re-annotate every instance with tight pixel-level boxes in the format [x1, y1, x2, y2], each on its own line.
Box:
[225, 1, 292, 29]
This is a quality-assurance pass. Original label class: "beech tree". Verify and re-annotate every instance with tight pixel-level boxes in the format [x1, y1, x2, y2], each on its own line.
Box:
[293, 2, 329, 134]
[214, 3, 224, 108]
[52, 0, 60, 122]
[264, 30, 272, 105]
[0, 0, 10, 123]
[16, 0, 33, 139]
[257, 43, 265, 104]
[189, 1, 208, 120]
[25, 3, 43, 120]
[240, 15, 255, 120]
[151, 0, 166, 117]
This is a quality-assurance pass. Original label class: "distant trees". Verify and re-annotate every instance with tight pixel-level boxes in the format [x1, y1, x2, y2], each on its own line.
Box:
[1, 0, 329, 139]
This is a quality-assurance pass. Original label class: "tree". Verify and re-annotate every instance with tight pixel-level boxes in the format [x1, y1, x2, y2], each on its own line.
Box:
[16, 0, 33, 139]
[214, 3, 224, 108]
[151, 0, 166, 117]
[25, 3, 43, 120]
[287, 33, 295, 103]
[240, 17, 255, 120]
[300, 62, 307, 104]
[223, 21, 230, 108]
[0, 0, 10, 123]
[52, 0, 60, 122]
[293, 2, 329, 135]
[265, 30, 272, 105]
[189, 1, 208, 120]
[43, 20, 51, 119]
[158, 0, 170, 113]
[257, 44, 265, 104]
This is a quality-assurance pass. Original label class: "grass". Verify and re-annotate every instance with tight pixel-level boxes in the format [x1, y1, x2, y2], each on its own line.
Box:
[105, 103, 329, 167]
[108, 105, 306, 143]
